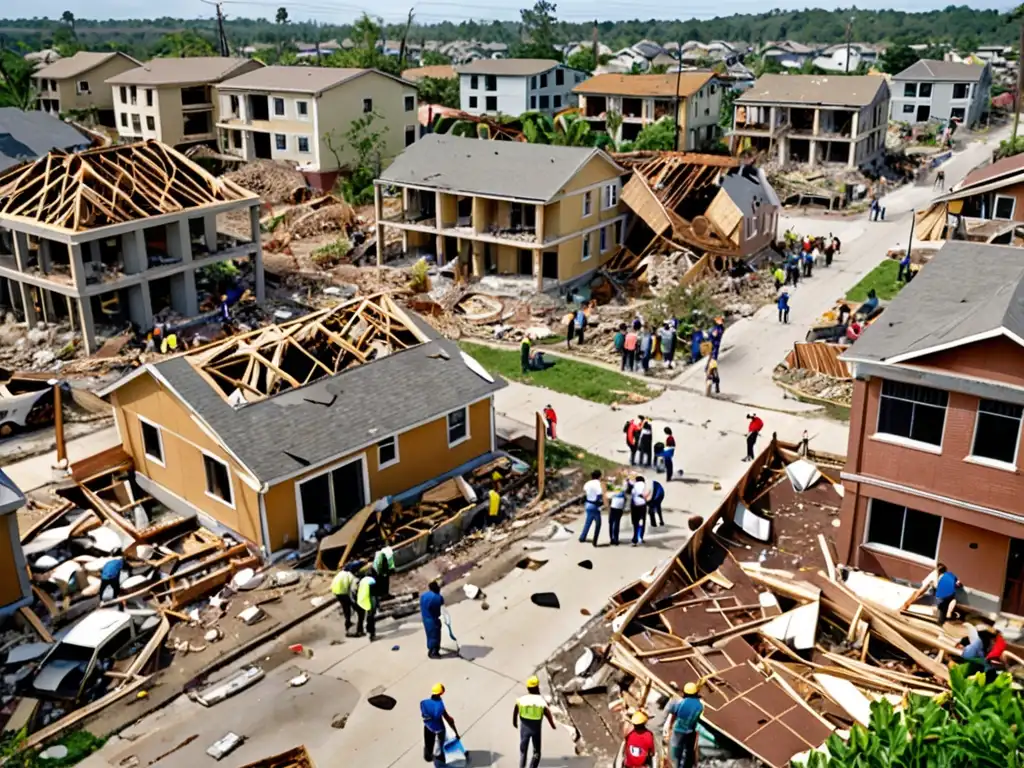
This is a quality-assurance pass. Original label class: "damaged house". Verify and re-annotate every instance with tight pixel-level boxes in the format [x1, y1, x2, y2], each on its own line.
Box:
[96, 294, 506, 556]
[0, 468, 32, 616]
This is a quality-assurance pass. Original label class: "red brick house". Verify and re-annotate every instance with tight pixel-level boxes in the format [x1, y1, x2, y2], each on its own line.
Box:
[838, 241, 1024, 615]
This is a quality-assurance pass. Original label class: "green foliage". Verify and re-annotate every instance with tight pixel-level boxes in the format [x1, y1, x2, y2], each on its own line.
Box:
[152, 30, 216, 57]
[566, 47, 597, 73]
[878, 42, 942, 74]
[0, 49, 37, 110]
[649, 63, 670, 74]
[631, 119, 677, 151]
[999, 135, 1024, 158]
[325, 111, 389, 205]
[845, 259, 905, 302]
[311, 237, 352, 267]
[799, 666, 1024, 768]
[198, 261, 240, 289]
[752, 57, 785, 77]
[409, 257, 430, 290]
[275, 6, 288, 25]
[513, 1, 562, 61]
[645, 281, 722, 336]
[719, 88, 739, 130]
[1, 728, 105, 768]
[420, 50, 452, 66]
[417, 76, 459, 108]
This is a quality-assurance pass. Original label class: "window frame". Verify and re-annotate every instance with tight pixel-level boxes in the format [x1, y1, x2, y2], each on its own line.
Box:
[555, 68, 564, 86]
[363, 98, 373, 113]
[201, 451, 235, 509]
[600, 225, 608, 253]
[469, 96, 478, 109]
[968, 398, 1023, 469]
[275, 133, 287, 151]
[297, 136, 311, 153]
[377, 435, 400, 469]
[919, 82, 933, 98]
[470, 75, 479, 90]
[902, 104, 915, 114]
[602, 183, 619, 210]
[296, 100, 309, 119]
[554, 94, 562, 108]
[447, 407, 470, 448]
[903, 83, 917, 98]
[952, 82, 970, 100]
[581, 232, 592, 261]
[485, 95, 498, 111]
[582, 190, 593, 217]
[145, 115, 155, 131]
[138, 415, 165, 467]
[404, 94, 416, 112]
[146, 88, 154, 107]
[539, 94, 550, 109]
[405, 125, 416, 146]
[994, 194, 1016, 220]
[540, 73, 548, 88]
[120, 112, 128, 128]
[76, 80, 89, 94]
[874, 379, 948, 450]
[273, 97, 285, 116]
[863, 498, 942, 566]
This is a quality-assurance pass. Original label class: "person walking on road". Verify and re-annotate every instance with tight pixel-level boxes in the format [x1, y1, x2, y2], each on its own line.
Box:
[625, 416, 642, 464]
[356, 569, 378, 640]
[579, 469, 604, 546]
[659, 322, 677, 369]
[421, 683, 459, 768]
[647, 479, 665, 529]
[542, 404, 558, 439]
[666, 682, 705, 768]
[630, 475, 648, 546]
[513, 676, 556, 768]
[622, 711, 656, 767]
[777, 290, 790, 324]
[663, 427, 676, 482]
[420, 581, 445, 658]
[331, 566, 358, 634]
[638, 417, 654, 467]
[608, 485, 626, 546]
[744, 413, 764, 462]
[705, 357, 720, 396]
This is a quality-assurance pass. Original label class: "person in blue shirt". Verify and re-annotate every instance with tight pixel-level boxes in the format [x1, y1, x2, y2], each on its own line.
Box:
[420, 581, 445, 658]
[647, 480, 665, 529]
[689, 329, 704, 364]
[574, 306, 587, 345]
[100, 550, 124, 605]
[709, 318, 725, 360]
[667, 682, 704, 768]
[777, 291, 790, 324]
[898, 253, 911, 282]
[421, 683, 458, 768]
[933, 563, 961, 626]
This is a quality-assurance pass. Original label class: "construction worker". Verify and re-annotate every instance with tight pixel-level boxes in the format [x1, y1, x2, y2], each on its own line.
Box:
[421, 683, 458, 768]
[520, 334, 532, 374]
[356, 569, 377, 640]
[331, 566, 358, 634]
[666, 682, 704, 768]
[160, 330, 178, 354]
[373, 545, 395, 599]
[622, 710, 656, 767]
[512, 676, 555, 768]
[420, 581, 445, 658]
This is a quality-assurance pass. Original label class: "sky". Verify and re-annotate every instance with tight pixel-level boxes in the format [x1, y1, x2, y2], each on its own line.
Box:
[17, 0, 1018, 27]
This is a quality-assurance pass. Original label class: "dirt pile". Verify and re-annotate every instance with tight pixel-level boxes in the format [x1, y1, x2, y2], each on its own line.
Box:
[225, 160, 309, 204]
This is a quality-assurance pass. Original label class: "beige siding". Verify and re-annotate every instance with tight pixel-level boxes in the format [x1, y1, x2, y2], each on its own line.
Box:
[53, 55, 138, 113]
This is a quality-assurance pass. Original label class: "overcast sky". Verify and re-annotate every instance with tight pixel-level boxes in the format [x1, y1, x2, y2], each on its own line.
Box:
[24, 0, 1017, 27]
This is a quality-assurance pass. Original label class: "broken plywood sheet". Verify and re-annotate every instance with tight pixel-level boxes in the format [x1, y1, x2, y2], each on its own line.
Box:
[762, 601, 819, 651]
[812, 673, 872, 727]
[315, 502, 376, 571]
[621, 174, 671, 236]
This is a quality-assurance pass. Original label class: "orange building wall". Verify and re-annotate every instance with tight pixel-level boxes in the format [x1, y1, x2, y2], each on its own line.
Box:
[0, 517, 26, 608]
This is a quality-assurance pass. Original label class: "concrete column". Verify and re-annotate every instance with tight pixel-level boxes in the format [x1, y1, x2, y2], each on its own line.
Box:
[170, 271, 198, 316]
[435, 190, 443, 229]
[535, 204, 545, 246]
[249, 205, 265, 303]
[769, 106, 777, 131]
[204, 214, 218, 253]
[19, 285, 38, 327]
[777, 136, 786, 165]
[471, 241, 485, 277]
[12, 232, 29, 272]
[67, 243, 86, 290]
[851, 110, 859, 138]
[435, 234, 445, 265]
[812, 108, 820, 136]
[533, 249, 542, 292]
[472, 197, 486, 234]
[77, 296, 96, 354]
[374, 185, 385, 267]
[38, 239, 53, 274]
[40, 288, 55, 323]
[810, 140, 819, 169]
[848, 141, 857, 169]
[168, 220, 194, 262]
[66, 295, 76, 331]
[127, 282, 153, 330]
[122, 230, 147, 274]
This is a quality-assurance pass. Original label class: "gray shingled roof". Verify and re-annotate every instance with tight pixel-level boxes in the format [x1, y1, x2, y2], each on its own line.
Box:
[378, 134, 619, 202]
[845, 241, 1024, 364]
[0, 109, 91, 173]
[737, 74, 888, 107]
[456, 58, 561, 76]
[217, 66, 411, 94]
[0, 468, 25, 516]
[893, 59, 987, 82]
[107, 57, 258, 86]
[152, 327, 505, 483]
[34, 51, 139, 80]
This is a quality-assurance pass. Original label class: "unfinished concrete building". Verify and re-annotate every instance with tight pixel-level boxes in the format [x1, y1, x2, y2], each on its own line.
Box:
[0, 140, 263, 353]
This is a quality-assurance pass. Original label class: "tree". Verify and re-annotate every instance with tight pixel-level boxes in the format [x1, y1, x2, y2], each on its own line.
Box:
[799, 666, 1024, 768]
[421, 50, 451, 66]
[719, 88, 738, 131]
[152, 31, 217, 57]
[879, 43, 921, 74]
[61, 10, 75, 33]
[417, 76, 459, 108]
[275, 7, 289, 25]
[566, 47, 596, 73]
[0, 49, 37, 111]
[630, 118, 677, 151]
[513, 1, 561, 60]
[351, 13, 382, 52]
[605, 110, 623, 147]
[752, 57, 785, 76]
[323, 112, 389, 205]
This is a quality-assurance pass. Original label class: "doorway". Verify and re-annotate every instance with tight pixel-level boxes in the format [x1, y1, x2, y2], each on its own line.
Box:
[253, 132, 272, 160]
[296, 456, 367, 531]
[517, 249, 533, 276]
[1004, 538, 1024, 615]
[542, 251, 559, 280]
[442, 236, 457, 266]
[915, 105, 931, 122]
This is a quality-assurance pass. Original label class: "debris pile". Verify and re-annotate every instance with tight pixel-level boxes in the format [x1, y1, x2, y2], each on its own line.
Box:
[224, 161, 310, 205]
[775, 368, 854, 406]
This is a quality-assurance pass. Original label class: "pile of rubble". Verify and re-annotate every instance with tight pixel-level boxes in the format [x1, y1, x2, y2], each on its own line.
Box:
[0, 317, 81, 371]
[224, 161, 310, 205]
[775, 367, 854, 406]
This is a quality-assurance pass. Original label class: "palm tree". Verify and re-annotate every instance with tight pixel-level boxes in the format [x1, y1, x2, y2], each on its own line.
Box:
[0, 50, 37, 111]
[61, 10, 75, 33]
[550, 113, 595, 147]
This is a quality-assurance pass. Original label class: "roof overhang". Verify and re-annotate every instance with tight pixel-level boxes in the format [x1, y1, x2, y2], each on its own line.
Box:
[845, 357, 1024, 408]
[933, 170, 1024, 203]
[846, 325, 1024, 366]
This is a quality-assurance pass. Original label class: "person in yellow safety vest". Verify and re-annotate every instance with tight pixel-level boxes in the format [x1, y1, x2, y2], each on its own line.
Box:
[512, 676, 555, 768]
[160, 332, 178, 354]
[356, 570, 377, 640]
[489, 488, 501, 519]
[331, 567, 358, 635]
[373, 546, 395, 599]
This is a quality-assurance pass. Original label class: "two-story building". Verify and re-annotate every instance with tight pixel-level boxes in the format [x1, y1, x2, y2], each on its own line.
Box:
[732, 74, 890, 170]
[574, 72, 723, 150]
[215, 66, 419, 192]
[106, 57, 263, 148]
[926, 153, 1024, 238]
[373, 134, 628, 289]
[33, 51, 140, 127]
[839, 242, 1024, 615]
[890, 60, 991, 127]
[456, 59, 586, 117]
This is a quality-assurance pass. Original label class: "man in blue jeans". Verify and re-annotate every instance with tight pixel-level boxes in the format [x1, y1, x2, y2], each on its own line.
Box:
[647, 480, 665, 529]
[666, 682, 704, 768]
[578, 469, 604, 546]
[421, 683, 458, 767]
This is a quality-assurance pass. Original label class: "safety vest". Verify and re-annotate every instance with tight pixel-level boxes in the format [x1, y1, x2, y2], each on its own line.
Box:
[357, 576, 375, 611]
[331, 570, 355, 596]
[160, 334, 178, 354]
[374, 547, 395, 573]
[517, 694, 546, 721]
[489, 490, 501, 517]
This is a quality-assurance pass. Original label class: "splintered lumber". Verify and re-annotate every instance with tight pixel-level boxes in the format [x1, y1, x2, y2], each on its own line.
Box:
[18, 606, 53, 643]
[813, 674, 873, 726]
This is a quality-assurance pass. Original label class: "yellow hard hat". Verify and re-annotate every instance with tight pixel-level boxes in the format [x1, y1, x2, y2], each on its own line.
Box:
[431, 683, 445, 695]
[683, 682, 699, 695]
[526, 676, 540, 688]
[631, 710, 649, 725]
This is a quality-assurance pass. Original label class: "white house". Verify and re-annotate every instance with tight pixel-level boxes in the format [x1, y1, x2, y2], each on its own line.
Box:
[813, 43, 880, 74]
[457, 59, 587, 117]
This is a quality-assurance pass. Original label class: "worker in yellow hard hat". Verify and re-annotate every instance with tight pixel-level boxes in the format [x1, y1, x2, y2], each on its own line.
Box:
[623, 710, 655, 767]
[512, 676, 555, 768]
[421, 683, 458, 768]
[666, 681, 704, 768]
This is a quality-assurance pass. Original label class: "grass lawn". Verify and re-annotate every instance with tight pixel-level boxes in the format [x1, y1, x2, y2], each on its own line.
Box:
[544, 440, 623, 474]
[458, 341, 658, 406]
[845, 259, 904, 302]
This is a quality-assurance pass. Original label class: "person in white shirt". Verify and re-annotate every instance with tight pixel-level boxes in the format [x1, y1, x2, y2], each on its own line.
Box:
[630, 476, 647, 546]
[579, 470, 604, 546]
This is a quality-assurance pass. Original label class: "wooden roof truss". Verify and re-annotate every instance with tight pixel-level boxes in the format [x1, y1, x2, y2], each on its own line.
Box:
[188, 293, 427, 406]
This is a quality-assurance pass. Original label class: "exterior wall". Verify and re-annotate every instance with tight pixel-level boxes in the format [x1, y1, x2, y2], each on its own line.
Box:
[49, 56, 138, 114]
[889, 71, 991, 126]
[684, 79, 724, 150]
[459, 66, 584, 117]
[0, 515, 29, 611]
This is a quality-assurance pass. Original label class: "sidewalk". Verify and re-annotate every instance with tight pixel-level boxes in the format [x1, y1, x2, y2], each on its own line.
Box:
[5, 425, 120, 495]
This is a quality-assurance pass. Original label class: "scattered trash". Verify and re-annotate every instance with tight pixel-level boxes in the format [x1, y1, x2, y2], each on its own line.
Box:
[331, 713, 348, 729]
[39, 745, 68, 760]
[368, 694, 397, 710]
[271, 570, 300, 587]
[580, 608, 591, 616]
[463, 584, 482, 600]
[575, 648, 595, 676]
[832, 518, 841, 527]
[231, 568, 263, 591]
[288, 672, 309, 687]
[288, 643, 313, 658]
[480, 601, 490, 610]
[205, 732, 245, 761]
[688, 515, 704, 531]
[195, 665, 264, 707]
[310, 595, 331, 607]
[391, 645, 400, 651]
[577, 560, 593, 570]
[204, 628, 223, 643]
[238, 606, 265, 625]
[531, 592, 560, 609]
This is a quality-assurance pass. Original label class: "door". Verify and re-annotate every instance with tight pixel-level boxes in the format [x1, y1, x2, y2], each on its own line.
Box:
[1003, 538, 1024, 615]
[915, 105, 931, 122]
[298, 457, 367, 530]
[252, 132, 272, 159]
[517, 249, 533, 276]
[542, 251, 559, 280]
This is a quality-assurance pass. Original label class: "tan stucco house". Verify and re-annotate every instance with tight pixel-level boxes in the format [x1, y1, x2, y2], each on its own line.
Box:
[106, 57, 263, 148]
[215, 66, 419, 191]
[34, 51, 141, 127]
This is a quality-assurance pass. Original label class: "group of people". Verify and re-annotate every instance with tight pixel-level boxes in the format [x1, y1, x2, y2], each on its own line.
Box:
[624, 415, 678, 482]
[329, 545, 396, 642]
[614, 318, 680, 374]
[580, 468, 668, 548]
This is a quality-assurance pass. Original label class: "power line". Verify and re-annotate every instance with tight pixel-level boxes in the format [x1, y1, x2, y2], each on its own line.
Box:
[201, 0, 232, 54]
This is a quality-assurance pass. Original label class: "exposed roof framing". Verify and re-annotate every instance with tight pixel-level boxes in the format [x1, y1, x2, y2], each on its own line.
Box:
[623, 152, 738, 211]
[187, 293, 428, 406]
[0, 139, 254, 233]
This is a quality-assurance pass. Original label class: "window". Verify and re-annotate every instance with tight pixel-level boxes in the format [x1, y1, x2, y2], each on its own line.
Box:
[404, 95, 415, 112]
[139, 418, 164, 465]
[130, 85, 137, 104]
[120, 86, 127, 104]
[866, 499, 941, 561]
[540, 73, 548, 88]
[555, 68, 564, 86]
[203, 454, 233, 506]
[297, 100, 309, 117]
[530, 95, 536, 109]
[470, 75, 479, 89]
[273, 97, 285, 116]
[49, 79, 56, 91]
[603, 183, 618, 209]
[972, 399, 1023, 465]
[131, 114, 142, 134]
[744, 215, 758, 240]
[614, 219, 623, 245]
[710, 83, 717, 95]
[469, 96, 478, 108]
[995, 195, 1016, 220]
[485, 96, 498, 111]
[76, 80, 89, 94]
[485, 75, 497, 91]
[582, 190, 593, 217]
[554, 94, 561, 108]
[877, 379, 948, 447]
[531, 76, 537, 89]
[146, 88, 153, 107]
[378, 436, 400, 468]
[363, 98, 373, 113]
[229, 94, 238, 114]
[275, 133, 286, 150]
[298, 136, 310, 153]
[120, 112, 127, 128]
[600, 226, 608, 252]
[582, 233, 592, 260]
[902, 104, 915, 114]
[919, 83, 932, 98]
[953, 83, 969, 99]
[539, 95, 549, 109]
[447, 407, 468, 446]
[146, 116, 155, 131]
[903, 83, 917, 98]
[405, 125, 416, 146]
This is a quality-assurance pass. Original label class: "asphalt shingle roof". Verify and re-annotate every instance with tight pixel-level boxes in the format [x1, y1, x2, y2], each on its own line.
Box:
[845, 241, 1024, 364]
[456, 59, 562, 76]
[217, 66, 409, 94]
[378, 134, 619, 203]
[574, 72, 714, 98]
[0, 109, 90, 173]
[894, 59, 987, 82]
[737, 73, 888, 107]
[107, 57, 258, 86]
[34, 51, 137, 80]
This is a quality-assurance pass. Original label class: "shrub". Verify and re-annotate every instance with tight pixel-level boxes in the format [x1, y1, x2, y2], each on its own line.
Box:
[310, 237, 352, 268]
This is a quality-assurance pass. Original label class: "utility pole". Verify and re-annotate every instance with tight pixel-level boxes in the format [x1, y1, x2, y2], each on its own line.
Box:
[1014, 19, 1024, 154]
[201, 1, 230, 57]
[672, 36, 684, 151]
[591, 18, 598, 65]
[844, 16, 853, 74]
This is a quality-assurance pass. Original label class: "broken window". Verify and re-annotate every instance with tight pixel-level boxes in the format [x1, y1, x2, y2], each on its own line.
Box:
[866, 498, 941, 560]
[877, 379, 948, 446]
[447, 408, 468, 446]
[140, 418, 164, 464]
[203, 454, 233, 506]
[378, 436, 399, 468]
[146, 116, 155, 131]
[485, 75, 497, 91]
[405, 125, 416, 146]
[972, 398, 1023, 465]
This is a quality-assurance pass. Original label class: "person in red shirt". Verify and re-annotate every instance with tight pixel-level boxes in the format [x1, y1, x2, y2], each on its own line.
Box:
[625, 416, 643, 465]
[744, 413, 764, 462]
[986, 628, 1007, 665]
[622, 710, 655, 767]
[542, 405, 557, 439]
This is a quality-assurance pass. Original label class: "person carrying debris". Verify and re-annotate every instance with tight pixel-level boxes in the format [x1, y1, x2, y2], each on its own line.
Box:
[373, 545, 395, 599]
[521, 335, 532, 374]
[608, 483, 626, 546]
[744, 414, 763, 462]
[422, 683, 459, 768]
[100, 549, 124, 605]
[777, 291, 790, 324]
[512, 676, 556, 768]
[331, 565, 358, 634]
[663, 427, 676, 483]
[623, 710, 656, 767]
[420, 581, 445, 659]
[666, 682, 704, 768]
[659, 322, 677, 369]
[579, 469, 604, 547]
[630, 475, 648, 546]
[356, 569, 377, 640]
